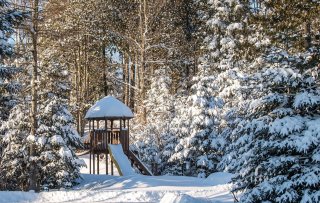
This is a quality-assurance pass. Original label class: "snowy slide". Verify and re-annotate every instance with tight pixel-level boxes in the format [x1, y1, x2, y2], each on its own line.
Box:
[108, 144, 136, 176]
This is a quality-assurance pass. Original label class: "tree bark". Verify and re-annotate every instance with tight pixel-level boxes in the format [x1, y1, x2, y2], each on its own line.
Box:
[29, 0, 39, 192]
[139, 0, 147, 123]
[304, 21, 311, 50]
[130, 54, 136, 111]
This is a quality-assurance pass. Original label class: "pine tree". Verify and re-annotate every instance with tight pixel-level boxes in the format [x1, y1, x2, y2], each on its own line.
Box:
[223, 48, 320, 202]
[0, 0, 25, 189]
[168, 75, 224, 177]
[217, 1, 320, 202]
[36, 96, 85, 189]
[131, 68, 175, 173]
[0, 66, 20, 121]
[166, 0, 255, 177]
[0, 0, 25, 122]
[0, 103, 30, 190]
[34, 50, 85, 188]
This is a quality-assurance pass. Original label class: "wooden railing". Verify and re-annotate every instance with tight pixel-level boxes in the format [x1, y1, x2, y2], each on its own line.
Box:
[89, 129, 129, 153]
[127, 150, 153, 176]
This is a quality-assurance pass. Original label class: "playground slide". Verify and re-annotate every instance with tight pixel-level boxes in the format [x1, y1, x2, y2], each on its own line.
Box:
[108, 144, 136, 176]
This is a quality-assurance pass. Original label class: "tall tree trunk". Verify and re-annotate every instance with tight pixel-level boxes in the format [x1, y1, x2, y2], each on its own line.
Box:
[126, 54, 130, 106]
[29, 0, 39, 192]
[102, 45, 108, 96]
[123, 53, 127, 103]
[139, 0, 147, 123]
[130, 54, 136, 111]
[304, 21, 311, 50]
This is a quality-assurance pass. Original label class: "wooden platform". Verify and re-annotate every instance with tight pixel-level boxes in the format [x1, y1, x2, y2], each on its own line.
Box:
[84, 129, 129, 153]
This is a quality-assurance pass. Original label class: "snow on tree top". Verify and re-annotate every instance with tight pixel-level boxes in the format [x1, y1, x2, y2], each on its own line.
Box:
[85, 95, 134, 119]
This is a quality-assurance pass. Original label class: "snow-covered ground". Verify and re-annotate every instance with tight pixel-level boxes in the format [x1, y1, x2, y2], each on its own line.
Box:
[0, 155, 236, 203]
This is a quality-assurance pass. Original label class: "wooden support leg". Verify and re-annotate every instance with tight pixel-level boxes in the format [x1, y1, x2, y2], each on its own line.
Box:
[106, 153, 108, 175]
[89, 151, 92, 174]
[97, 153, 100, 175]
[93, 153, 95, 174]
[111, 160, 114, 175]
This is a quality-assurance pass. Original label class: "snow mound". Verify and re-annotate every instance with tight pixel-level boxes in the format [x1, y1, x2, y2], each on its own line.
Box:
[85, 95, 134, 119]
[206, 172, 234, 186]
[160, 193, 210, 203]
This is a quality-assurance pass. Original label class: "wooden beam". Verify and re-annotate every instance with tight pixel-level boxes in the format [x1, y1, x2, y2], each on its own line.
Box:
[111, 160, 114, 175]
[111, 120, 114, 176]
[89, 120, 92, 174]
[93, 153, 95, 174]
[106, 153, 108, 175]
[93, 120, 95, 174]
[97, 153, 99, 175]
[105, 119, 108, 175]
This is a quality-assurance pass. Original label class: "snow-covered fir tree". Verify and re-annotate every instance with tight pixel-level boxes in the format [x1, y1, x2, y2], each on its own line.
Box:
[0, 0, 24, 122]
[35, 96, 85, 188]
[1, 56, 85, 190]
[131, 68, 175, 173]
[169, 75, 224, 177]
[0, 0, 25, 190]
[222, 48, 320, 202]
[0, 104, 30, 190]
[0, 65, 20, 122]
[166, 0, 255, 177]
[33, 53, 85, 188]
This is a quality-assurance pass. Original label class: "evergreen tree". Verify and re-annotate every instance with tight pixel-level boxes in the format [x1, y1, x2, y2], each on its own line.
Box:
[0, 104, 30, 190]
[0, 0, 25, 122]
[0, 65, 20, 122]
[223, 48, 320, 202]
[169, 75, 224, 177]
[0, 0, 25, 189]
[166, 0, 255, 177]
[131, 68, 175, 173]
[34, 50, 85, 188]
[1, 51, 85, 190]
[36, 96, 85, 188]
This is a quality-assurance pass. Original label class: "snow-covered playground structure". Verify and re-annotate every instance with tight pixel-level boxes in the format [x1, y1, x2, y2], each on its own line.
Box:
[84, 95, 152, 176]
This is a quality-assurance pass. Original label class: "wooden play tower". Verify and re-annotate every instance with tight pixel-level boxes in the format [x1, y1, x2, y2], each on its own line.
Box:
[84, 95, 152, 176]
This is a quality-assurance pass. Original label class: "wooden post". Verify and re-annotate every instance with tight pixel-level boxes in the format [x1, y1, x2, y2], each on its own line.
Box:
[111, 120, 114, 175]
[106, 152, 108, 175]
[93, 153, 95, 175]
[111, 159, 114, 175]
[127, 120, 130, 151]
[89, 120, 91, 174]
[119, 119, 122, 147]
[105, 119, 108, 175]
[97, 153, 100, 175]
[111, 120, 113, 144]
[93, 120, 95, 174]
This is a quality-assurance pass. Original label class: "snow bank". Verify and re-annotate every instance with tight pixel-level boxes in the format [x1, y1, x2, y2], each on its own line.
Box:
[206, 172, 234, 185]
[85, 95, 134, 119]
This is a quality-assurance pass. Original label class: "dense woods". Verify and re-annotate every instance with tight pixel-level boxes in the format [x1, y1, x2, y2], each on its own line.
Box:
[1, 0, 320, 202]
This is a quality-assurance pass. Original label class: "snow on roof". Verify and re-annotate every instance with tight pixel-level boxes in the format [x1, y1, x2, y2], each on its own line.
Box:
[85, 95, 134, 119]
